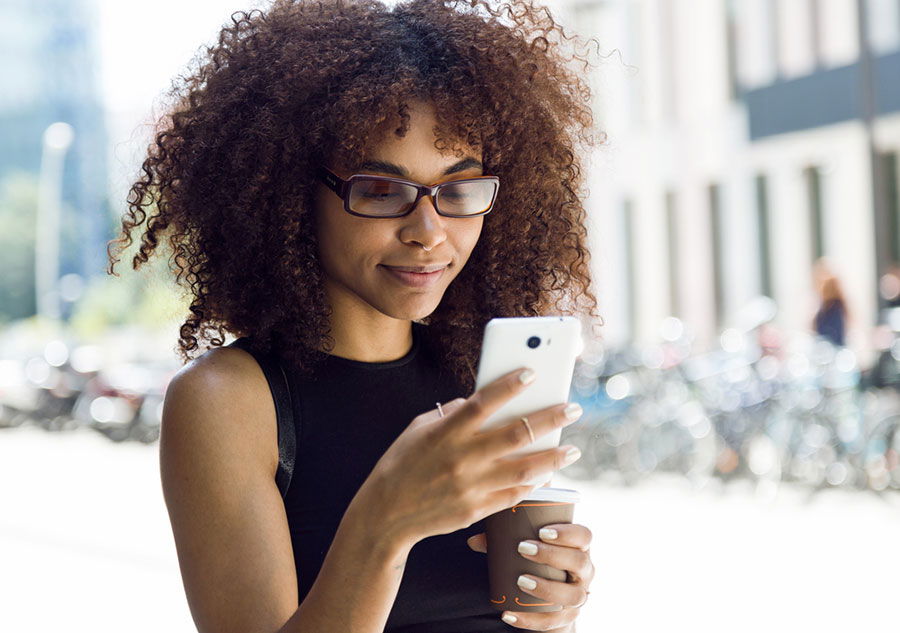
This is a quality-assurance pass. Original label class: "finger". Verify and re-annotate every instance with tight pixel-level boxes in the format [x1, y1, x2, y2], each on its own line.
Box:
[442, 397, 466, 414]
[538, 523, 593, 553]
[466, 532, 487, 553]
[437, 397, 467, 421]
[470, 401, 583, 465]
[478, 443, 580, 494]
[501, 589, 582, 629]
[442, 367, 536, 437]
[516, 539, 593, 586]
[514, 572, 589, 611]
[414, 398, 466, 427]
[501, 608, 579, 631]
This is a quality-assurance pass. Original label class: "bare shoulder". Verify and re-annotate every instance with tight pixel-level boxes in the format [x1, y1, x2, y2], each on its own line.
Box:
[160, 344, 293, 633]
[172, 343, 269, 402]
[165, 344, 278, 474]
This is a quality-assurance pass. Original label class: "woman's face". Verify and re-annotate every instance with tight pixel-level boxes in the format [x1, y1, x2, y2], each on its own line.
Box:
[313, 102, 485, 323]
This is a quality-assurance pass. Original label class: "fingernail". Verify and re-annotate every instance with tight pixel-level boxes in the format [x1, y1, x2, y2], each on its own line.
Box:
[517, 575, 537, 591]
[564, 403, 583, 422]
[562, 446, 582, 466]
[518, 368, 536, 385]
[502, 613, 518, 624]
[539, 527, 558, 540]
[517, 540, 538, 555]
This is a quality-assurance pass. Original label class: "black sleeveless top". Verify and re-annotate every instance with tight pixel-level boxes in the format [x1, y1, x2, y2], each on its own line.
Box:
[228, 323, 510, 632]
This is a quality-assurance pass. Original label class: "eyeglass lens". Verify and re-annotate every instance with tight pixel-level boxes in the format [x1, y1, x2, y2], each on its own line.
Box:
[348, 179, 495, 216]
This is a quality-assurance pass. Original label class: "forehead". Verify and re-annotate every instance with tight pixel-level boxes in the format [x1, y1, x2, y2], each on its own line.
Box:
[326, 100, 483, 180]
[367, 100, 478, 156]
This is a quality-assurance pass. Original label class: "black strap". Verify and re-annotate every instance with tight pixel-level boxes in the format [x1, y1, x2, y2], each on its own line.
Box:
[228, 338, 297, 499]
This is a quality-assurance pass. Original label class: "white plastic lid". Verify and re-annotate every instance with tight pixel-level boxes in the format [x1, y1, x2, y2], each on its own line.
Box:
[525, 487, 580, 503]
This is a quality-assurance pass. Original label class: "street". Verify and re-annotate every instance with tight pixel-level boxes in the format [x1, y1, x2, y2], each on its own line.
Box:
[1, 424, 898, 632]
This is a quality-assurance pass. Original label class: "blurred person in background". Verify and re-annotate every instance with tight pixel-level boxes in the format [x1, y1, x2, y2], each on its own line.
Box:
[812, 258, 849, 347]
[866, 262, 900, 389]
[104, 1, 602, 632]
[879, 263, 900, 309]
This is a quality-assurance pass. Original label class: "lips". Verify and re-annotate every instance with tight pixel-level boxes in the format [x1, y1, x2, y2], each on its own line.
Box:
[380, 265, 447, 287]
[382, 263, 450, 273]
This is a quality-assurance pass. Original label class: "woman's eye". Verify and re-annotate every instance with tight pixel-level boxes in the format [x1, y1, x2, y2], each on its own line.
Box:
[363, 192, 398, 199]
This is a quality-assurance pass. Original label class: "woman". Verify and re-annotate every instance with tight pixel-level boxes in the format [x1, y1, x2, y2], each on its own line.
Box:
[107, 1, 603, 631]
[812, 259, 849, 347]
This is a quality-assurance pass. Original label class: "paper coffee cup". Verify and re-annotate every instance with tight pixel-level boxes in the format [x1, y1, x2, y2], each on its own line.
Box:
[484, 487, 581, 613]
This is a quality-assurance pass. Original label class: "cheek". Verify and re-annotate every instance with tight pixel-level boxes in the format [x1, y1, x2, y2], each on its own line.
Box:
[457, 221, 484, 260]
[315, 209, 364, 277]
[321, 220, 392, 276]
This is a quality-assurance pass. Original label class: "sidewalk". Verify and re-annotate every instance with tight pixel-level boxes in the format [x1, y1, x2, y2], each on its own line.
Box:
[1, 424, 898, 632]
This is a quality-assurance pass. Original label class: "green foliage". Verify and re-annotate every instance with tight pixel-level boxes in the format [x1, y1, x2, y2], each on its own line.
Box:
[0, 172, 38, 323]
[69, 214, 190, 339]
[0, 171, 190, 338]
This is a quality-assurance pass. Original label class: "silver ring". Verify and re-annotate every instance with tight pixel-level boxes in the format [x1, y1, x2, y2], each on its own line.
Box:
[520, 416, 535, 444]
[436, 401, 444, 418]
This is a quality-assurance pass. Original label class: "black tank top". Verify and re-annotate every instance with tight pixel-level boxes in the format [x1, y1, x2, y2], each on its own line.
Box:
[228, 322, 510, 632]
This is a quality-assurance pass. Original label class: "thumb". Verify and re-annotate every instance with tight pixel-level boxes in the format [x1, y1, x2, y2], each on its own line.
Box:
[467, 532, 487, 553]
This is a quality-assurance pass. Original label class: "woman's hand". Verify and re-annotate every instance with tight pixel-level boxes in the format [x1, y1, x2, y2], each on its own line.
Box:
[467, 523, 594, 632]
[357, 368, 583, 549]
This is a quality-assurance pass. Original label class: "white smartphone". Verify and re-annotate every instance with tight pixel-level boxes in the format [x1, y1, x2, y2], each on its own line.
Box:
[473, 316, 584, 487]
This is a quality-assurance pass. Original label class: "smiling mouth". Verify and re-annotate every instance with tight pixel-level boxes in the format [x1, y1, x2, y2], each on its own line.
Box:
[381, 263, 451, 273]
[379, 265, 448, 287]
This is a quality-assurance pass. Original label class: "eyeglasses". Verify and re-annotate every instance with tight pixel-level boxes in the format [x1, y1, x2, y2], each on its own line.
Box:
[317, 165, 500, 218]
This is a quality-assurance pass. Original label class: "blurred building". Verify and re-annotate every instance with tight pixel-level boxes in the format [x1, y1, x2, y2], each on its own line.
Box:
[0, 0, 110, 315]
[555, 0, 900, 363]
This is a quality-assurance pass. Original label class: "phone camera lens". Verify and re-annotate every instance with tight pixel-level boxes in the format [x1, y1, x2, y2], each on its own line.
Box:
[527, 336, 541, 349]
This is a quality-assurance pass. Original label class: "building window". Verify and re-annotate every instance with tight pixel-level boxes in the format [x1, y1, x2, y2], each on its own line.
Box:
[708, 183, 725, 329]
[665, 191, 680, 316]
[725, 0, 740, 99]
[884, 152, 900, 263]
[755, 174, 773, 298]
[804, 165, 825, 261]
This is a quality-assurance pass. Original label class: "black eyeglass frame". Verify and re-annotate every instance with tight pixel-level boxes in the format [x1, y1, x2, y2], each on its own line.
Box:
[317, 165, 500, 218]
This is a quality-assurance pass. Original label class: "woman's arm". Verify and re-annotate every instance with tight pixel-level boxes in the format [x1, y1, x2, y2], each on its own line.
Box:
[160, 348, 413, 633]
[280, 492, 412, 633]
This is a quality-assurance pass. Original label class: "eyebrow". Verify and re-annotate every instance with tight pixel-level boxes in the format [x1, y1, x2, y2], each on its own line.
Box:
[357, 157, 484, 178]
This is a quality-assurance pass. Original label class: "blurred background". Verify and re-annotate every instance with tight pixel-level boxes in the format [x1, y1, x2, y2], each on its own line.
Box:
[1, 1, 899, 631]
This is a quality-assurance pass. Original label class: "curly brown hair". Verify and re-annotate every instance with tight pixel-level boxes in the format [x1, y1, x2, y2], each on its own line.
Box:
[107, 0, 605, 393]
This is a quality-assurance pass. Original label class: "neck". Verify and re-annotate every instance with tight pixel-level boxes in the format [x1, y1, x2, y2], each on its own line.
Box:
[323, 320, 415, 363]
[319, 292, 415, 364]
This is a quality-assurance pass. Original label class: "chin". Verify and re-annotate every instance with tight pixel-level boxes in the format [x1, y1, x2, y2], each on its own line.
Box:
[379, 294, 445, 322]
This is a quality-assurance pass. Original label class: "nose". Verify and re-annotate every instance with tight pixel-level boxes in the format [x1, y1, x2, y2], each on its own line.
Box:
[400, 193, 448, 251]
